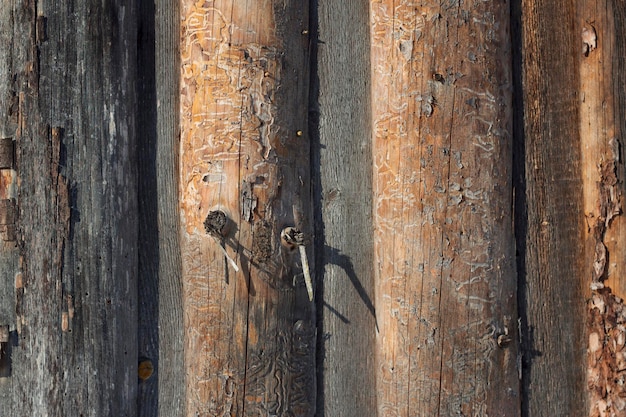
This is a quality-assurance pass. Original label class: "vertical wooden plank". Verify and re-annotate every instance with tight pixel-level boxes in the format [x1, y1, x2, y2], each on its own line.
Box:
[515, 0, 587, 415]
[314, 0, 378, 415]
[578, 2, 626, 416]
[371, 0, 519, 415]
[578, 0, 625, 297]
[137, 0, 160, 413]
[180, 1, 314, 415]
[0, 2, 21, 413]
[155, 0, 186, 415]
[6, 0, 139, 415]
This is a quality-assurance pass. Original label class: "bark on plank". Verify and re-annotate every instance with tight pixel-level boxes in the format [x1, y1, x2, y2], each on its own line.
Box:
[179, 1, 314, 415]
[578, 2, 626, 416]
[0, 1, 139, 415]
[371, 1, 519, 415]
[578, 1, 625, 298]
[514, 0, 588, 414]
[314, 0, 378, 415]
[137, 0, 160, 412]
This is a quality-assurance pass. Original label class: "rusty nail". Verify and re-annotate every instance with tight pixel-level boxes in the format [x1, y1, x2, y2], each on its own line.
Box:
[281, 227, 313, 301]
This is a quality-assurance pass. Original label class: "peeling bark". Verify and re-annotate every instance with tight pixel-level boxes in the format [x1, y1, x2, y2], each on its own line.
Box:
[588, 290, 626, 417]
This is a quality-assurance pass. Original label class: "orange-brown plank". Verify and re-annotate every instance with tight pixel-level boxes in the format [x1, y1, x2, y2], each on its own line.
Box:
[180, 1, 314, 415]
[578, 1, 625, 297]
[370, 1, 519, 415]
[578, 1, 626, 415]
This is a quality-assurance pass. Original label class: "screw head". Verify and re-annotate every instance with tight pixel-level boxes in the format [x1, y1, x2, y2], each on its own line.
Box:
[497, 334, 512, 348]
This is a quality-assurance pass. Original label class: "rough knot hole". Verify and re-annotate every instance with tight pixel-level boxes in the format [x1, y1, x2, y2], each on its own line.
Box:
[204, 210, 228, 237]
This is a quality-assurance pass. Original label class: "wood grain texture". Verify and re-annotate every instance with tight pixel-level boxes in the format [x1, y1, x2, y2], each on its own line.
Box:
[155, 0, 186, 415]
[137, 0, 160, 413]
[578, 0, 625, 298]
[314, 0, 378, 415]
[0, 0, 139, 415]
[0, 1, 20, 412]
[179, 1, 314, 415]
[370, 0, 519, 415]
[514, 0, 588, 415]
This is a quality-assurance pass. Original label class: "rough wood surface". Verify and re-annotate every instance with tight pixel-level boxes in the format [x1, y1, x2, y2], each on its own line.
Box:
[514, 0, 588, 415]
[155, 0, 186, 415]
[578, 0, 625, 298]
[577, 1, 626, 416]
[137, 0, 160, 413]
[0, 1, 20, 412]
[0, 1, 139, 415]
[371, 0, 519, 415]
[179, 1, 315, 415]
[314, 1, 378, 415]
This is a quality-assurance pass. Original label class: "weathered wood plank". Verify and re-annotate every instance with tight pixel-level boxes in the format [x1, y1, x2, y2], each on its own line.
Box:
[314, 0, 378, 415]
[577, 2, 626, 416]
[179, 1, 314, 415]
[371, 0, 519, 415]
[0, 0, 139, 415]
[155, 0, 186, 415]
[0, 2, 21, 413]
[514, 0, 587, 414]
[137, 0, 160, 413]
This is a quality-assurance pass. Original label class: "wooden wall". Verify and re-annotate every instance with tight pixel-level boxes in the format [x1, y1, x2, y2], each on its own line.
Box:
[1, 0, 625, 416]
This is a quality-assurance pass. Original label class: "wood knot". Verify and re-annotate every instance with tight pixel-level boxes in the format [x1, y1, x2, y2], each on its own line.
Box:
[204, 210, 229, 237]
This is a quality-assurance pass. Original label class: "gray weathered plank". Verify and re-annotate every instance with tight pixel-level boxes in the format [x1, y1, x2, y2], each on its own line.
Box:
[178, 1, 315, 415]
[315, 1, 378, 415]
[513, 0, 588, 414]
[0, 2, 20, 412]
[155, 0, 185, 415]
[137, 0, 160, 413]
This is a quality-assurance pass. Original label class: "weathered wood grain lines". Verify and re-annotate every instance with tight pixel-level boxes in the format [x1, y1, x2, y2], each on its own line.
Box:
[179, 1, 315, 415]
[371, 0, 519, 415]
